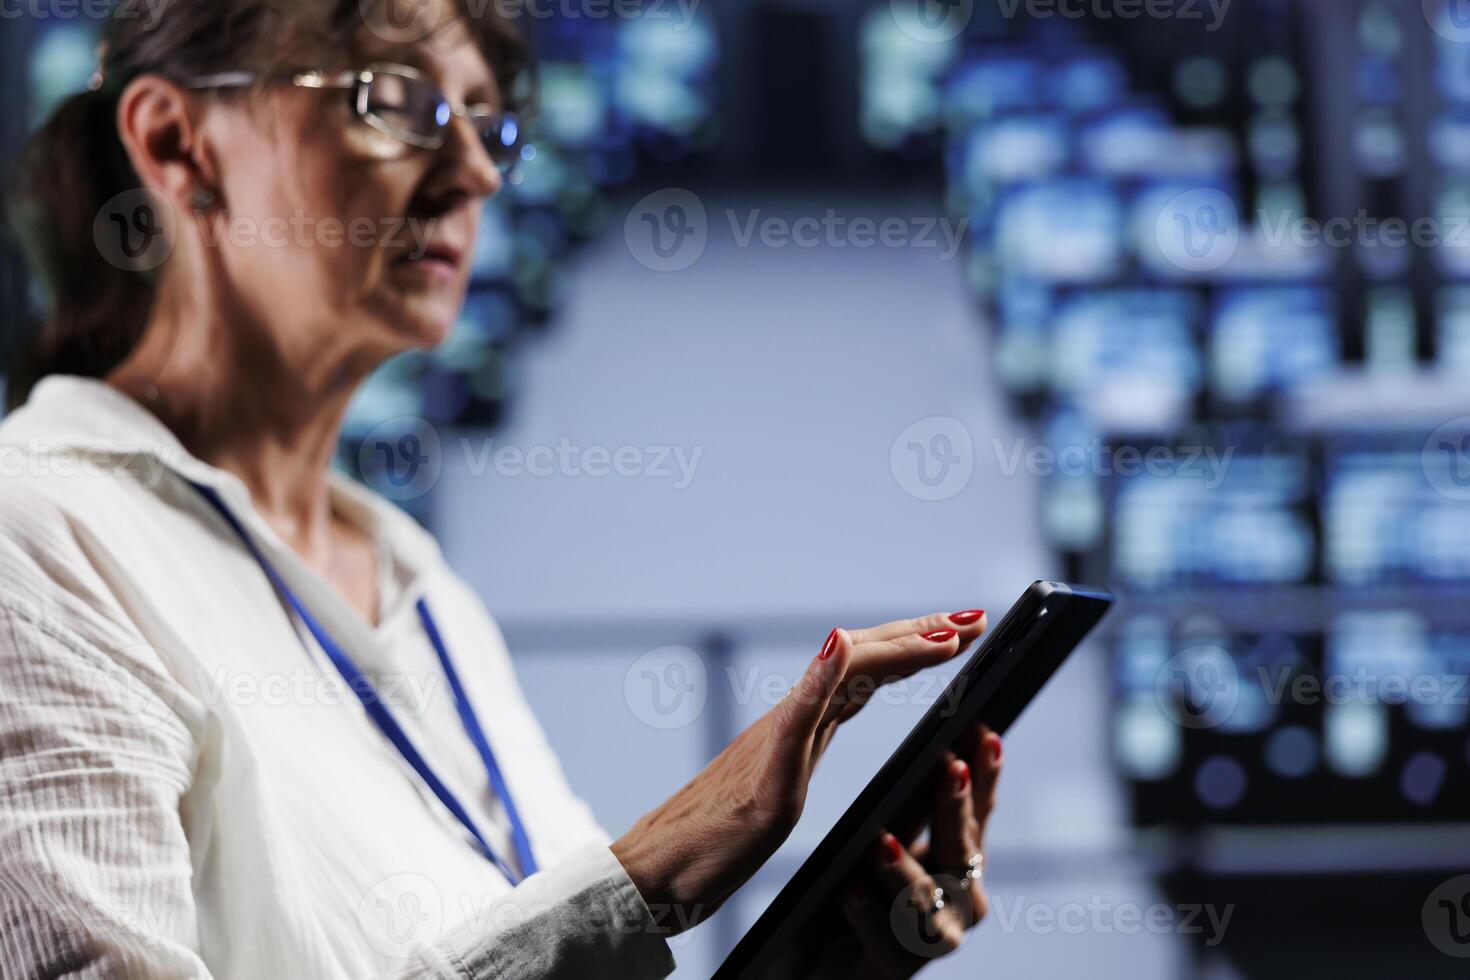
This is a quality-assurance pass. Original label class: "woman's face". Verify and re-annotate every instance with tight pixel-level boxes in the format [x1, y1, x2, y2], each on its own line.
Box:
[196, 12, 502, 369]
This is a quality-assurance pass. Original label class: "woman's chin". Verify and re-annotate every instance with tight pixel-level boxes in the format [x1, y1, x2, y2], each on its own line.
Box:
[376, 293, 463, 351]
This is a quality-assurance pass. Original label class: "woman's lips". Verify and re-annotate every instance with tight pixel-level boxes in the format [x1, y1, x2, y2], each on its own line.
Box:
[394, 244, 465, 282]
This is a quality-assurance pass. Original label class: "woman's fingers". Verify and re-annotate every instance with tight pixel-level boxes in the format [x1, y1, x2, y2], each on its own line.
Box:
[847, 609, 987, 647]
[823, 629, 963, 727]
[773, 628, 852, 747]
[824, 609, 989, 727]
[926, 750, 987, 930]
[872, 831, 966, 958]
[929, 752, 979, 872]
[971, 728, 1003, 852]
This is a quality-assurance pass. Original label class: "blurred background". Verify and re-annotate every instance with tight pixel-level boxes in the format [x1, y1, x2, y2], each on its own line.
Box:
[5, 0, 1470, 976]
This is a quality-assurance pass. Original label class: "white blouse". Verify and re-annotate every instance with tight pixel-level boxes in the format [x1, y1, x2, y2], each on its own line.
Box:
[0, 377, 675, 980]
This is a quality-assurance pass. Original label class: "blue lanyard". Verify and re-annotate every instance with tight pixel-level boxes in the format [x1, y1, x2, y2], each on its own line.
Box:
[190, 481, 538, 884]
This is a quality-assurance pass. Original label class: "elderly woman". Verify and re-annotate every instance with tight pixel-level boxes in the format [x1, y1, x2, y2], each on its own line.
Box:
[0, 2, 1003, 977]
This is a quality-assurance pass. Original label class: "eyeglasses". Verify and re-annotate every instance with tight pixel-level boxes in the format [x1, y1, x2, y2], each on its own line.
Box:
[183, 62, 525, 173]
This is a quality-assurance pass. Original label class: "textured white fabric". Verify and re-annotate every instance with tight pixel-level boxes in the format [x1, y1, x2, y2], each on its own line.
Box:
[0, 377, 675, 980]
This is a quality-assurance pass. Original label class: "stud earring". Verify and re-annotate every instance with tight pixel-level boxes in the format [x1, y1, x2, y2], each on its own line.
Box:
[190, 188, 217, 212]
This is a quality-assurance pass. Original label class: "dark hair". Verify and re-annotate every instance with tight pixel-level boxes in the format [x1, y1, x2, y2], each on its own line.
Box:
[4, 0, 526, 411]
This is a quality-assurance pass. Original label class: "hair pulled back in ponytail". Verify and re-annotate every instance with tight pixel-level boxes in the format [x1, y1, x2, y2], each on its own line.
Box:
[7, 81, 151, 410]
[4, 0, 526, 411]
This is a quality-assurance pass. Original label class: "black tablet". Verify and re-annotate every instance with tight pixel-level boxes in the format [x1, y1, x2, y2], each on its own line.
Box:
[712, 580, 1114, 979]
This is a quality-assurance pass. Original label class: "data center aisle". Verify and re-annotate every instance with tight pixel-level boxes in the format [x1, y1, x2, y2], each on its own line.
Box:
[438, 190, 1199, 979]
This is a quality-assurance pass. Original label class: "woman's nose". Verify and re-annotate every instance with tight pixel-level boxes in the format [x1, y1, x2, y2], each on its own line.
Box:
[444, 115, 502, 201]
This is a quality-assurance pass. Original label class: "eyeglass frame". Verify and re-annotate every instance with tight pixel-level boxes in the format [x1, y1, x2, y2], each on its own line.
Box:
[181, 62, 524, 165]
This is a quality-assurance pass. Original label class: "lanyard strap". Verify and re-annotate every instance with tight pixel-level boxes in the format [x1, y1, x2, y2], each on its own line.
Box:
[189, 481, 538, 884]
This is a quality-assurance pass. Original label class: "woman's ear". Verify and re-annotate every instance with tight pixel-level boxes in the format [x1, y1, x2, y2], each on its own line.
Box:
[115, 75, 219, 210]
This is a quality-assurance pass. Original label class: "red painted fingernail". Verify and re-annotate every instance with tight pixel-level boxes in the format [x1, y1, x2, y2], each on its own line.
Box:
[989, 735, 1003, 764]
[949, 609, 985, 626]
[953, 760, 971, 793]
[922, 629, 957, 644]
[877, 833, 904, 867]
[819, 628, 839, 661]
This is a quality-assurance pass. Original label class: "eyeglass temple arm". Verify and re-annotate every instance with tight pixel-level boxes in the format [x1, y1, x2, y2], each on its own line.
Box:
[182, 70, 360, 91]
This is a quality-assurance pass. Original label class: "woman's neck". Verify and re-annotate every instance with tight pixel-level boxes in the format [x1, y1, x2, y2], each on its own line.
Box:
[106, 307, 372, 563]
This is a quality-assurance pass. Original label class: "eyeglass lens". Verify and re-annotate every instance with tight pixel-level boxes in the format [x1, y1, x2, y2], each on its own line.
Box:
[362, 69, 522, 169]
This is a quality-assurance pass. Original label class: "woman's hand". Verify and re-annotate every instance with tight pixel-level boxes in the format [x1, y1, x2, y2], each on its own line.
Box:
[611, 609, 989, 928]
[815, 725, 1003, 978]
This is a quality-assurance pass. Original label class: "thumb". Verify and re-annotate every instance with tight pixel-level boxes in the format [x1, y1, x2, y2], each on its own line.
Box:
[774, 627, 850, 742]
